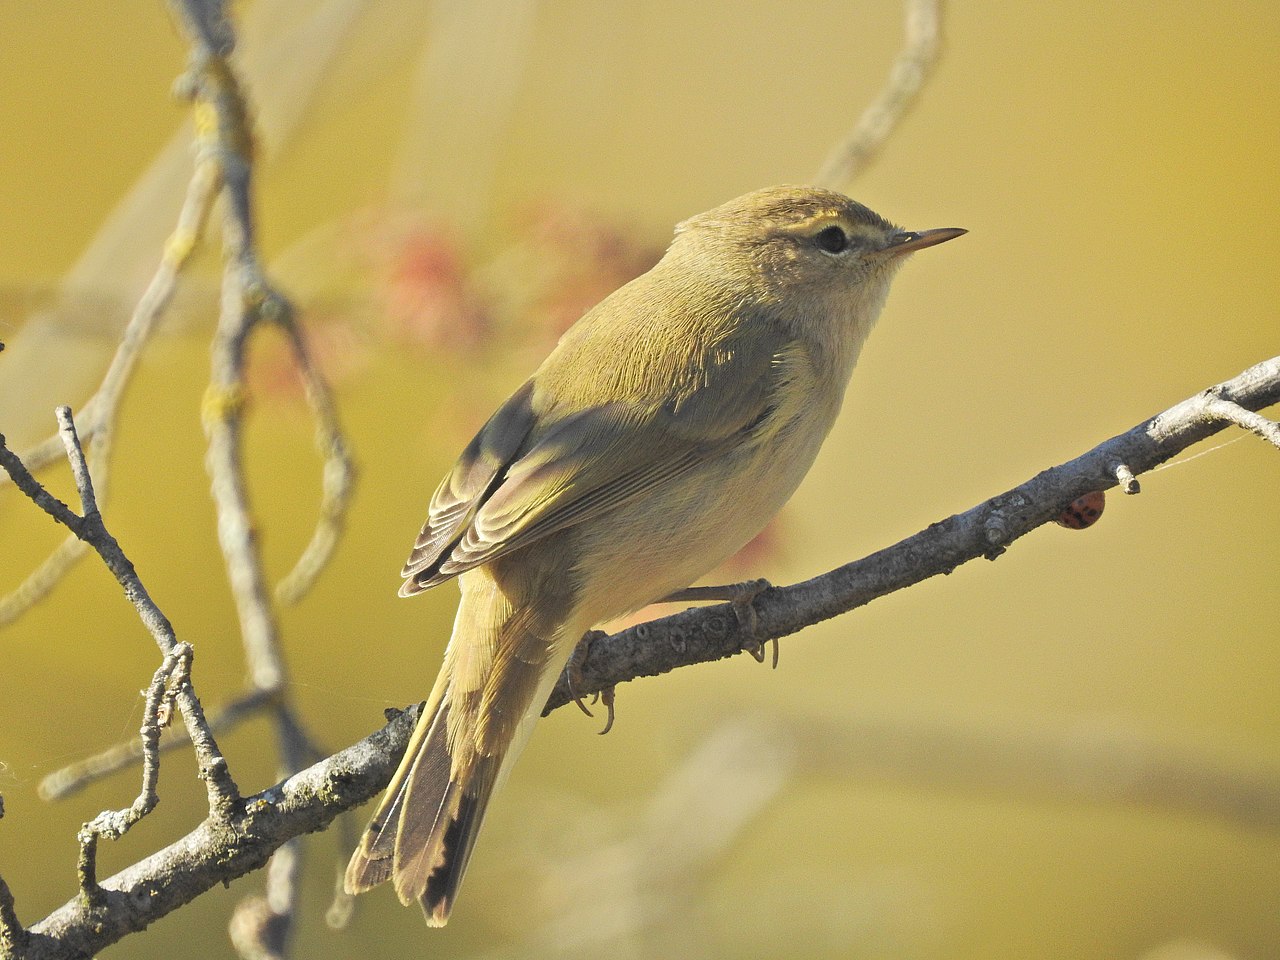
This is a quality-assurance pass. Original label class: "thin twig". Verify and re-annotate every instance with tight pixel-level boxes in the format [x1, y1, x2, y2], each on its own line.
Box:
[1111, 460, 1141, 494]
[0, 159, 219, 481]
[0, 412, 239, 816]
[77, 645, 191, 897]
[39, 688, 277, 802]
[1203, 396, 1280, 449]
[273, 319, 356, 605]
[814, 0, 944, 190]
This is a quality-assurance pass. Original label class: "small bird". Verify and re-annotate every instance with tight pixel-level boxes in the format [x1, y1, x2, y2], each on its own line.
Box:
[345, 185, 964, 925]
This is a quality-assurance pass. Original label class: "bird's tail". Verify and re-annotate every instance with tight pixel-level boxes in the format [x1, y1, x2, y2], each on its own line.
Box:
[345, 562, 576, 926]
[343, 675, 501, 926]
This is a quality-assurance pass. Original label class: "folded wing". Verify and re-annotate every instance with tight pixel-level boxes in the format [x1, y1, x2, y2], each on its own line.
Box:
[400, 328, 789, 595]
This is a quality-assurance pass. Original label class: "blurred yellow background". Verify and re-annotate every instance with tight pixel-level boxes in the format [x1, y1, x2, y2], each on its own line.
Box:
[1, 2, 1277, 959]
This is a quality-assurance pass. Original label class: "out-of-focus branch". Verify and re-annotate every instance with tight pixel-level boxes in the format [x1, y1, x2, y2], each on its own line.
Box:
[168, 1, 353, 953]
[544, 356, 1280, 714]
[0, 2, 356, 626]
[490, 710, 1280, 956]
[6, 2, 354, 946]
[0, 133, 221, 629]
[788, 712, 1280, 832]
[272, 320, 356, 606]
[814, 0, 945, 190]
[38, 687, 276, 802]
[0, 409, 241, 957]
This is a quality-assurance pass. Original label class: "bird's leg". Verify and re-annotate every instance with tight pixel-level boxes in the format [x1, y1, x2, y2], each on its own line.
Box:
[660, 577, 777, 667]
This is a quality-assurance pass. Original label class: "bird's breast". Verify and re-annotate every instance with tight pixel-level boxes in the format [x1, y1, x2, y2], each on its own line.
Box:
[570, 366, 844, 625]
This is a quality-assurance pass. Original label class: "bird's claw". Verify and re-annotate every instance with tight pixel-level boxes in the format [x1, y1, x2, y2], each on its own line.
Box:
[592, 686, 617, 735]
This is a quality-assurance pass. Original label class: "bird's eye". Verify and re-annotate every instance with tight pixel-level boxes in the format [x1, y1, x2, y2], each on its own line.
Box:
[813, 225, 850, 254]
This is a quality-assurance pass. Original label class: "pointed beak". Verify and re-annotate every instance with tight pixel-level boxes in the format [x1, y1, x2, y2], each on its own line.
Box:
[881, 227, 967, 257]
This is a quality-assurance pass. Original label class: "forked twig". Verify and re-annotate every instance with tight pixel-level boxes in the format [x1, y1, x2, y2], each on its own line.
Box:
[1203, 395, 1280, 449]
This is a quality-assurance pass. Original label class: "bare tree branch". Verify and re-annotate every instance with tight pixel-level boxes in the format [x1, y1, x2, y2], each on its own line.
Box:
[0, 0, 355, 628]
[543, 355, 1280, 714]
[164, 2, 356, 950]
[272, 319, 357, 605]
[0, 412, 239, 810]
[496, 708, 1280, 957]
[1201, 396, 1280, 449]
[0, 408, 241, 957]
[17, 708, 417, 960]
[2, 354, 1275, 957]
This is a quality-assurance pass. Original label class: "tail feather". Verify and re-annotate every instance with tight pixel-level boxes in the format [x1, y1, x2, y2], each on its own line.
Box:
[344, 675, 452, 898]
[344, 691, 501, 927]
[347, 558, 580, 926]
[409, 762, 498, 925]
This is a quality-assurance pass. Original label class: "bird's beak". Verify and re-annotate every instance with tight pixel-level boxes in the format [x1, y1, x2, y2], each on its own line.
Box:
[881, 227, 967, 257]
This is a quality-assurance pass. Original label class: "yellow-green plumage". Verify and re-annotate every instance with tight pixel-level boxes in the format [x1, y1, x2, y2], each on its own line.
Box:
[345, 185, 964, 925]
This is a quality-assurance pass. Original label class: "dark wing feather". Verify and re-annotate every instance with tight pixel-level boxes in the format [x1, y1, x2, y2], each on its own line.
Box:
[400, 380, 538, 595]
[428, 418, 722, 585]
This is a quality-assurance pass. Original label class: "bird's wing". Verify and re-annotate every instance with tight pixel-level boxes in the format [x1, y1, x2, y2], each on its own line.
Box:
[399, 379, 539, 591]
[401, 331, 792, 594]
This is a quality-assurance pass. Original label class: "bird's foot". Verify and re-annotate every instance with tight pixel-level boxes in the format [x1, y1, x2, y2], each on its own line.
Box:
[563, 630, 606, 718]
[661, 577, 777, 668]
[563, 632, 616, 737]
[563, 629, 618, 733]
